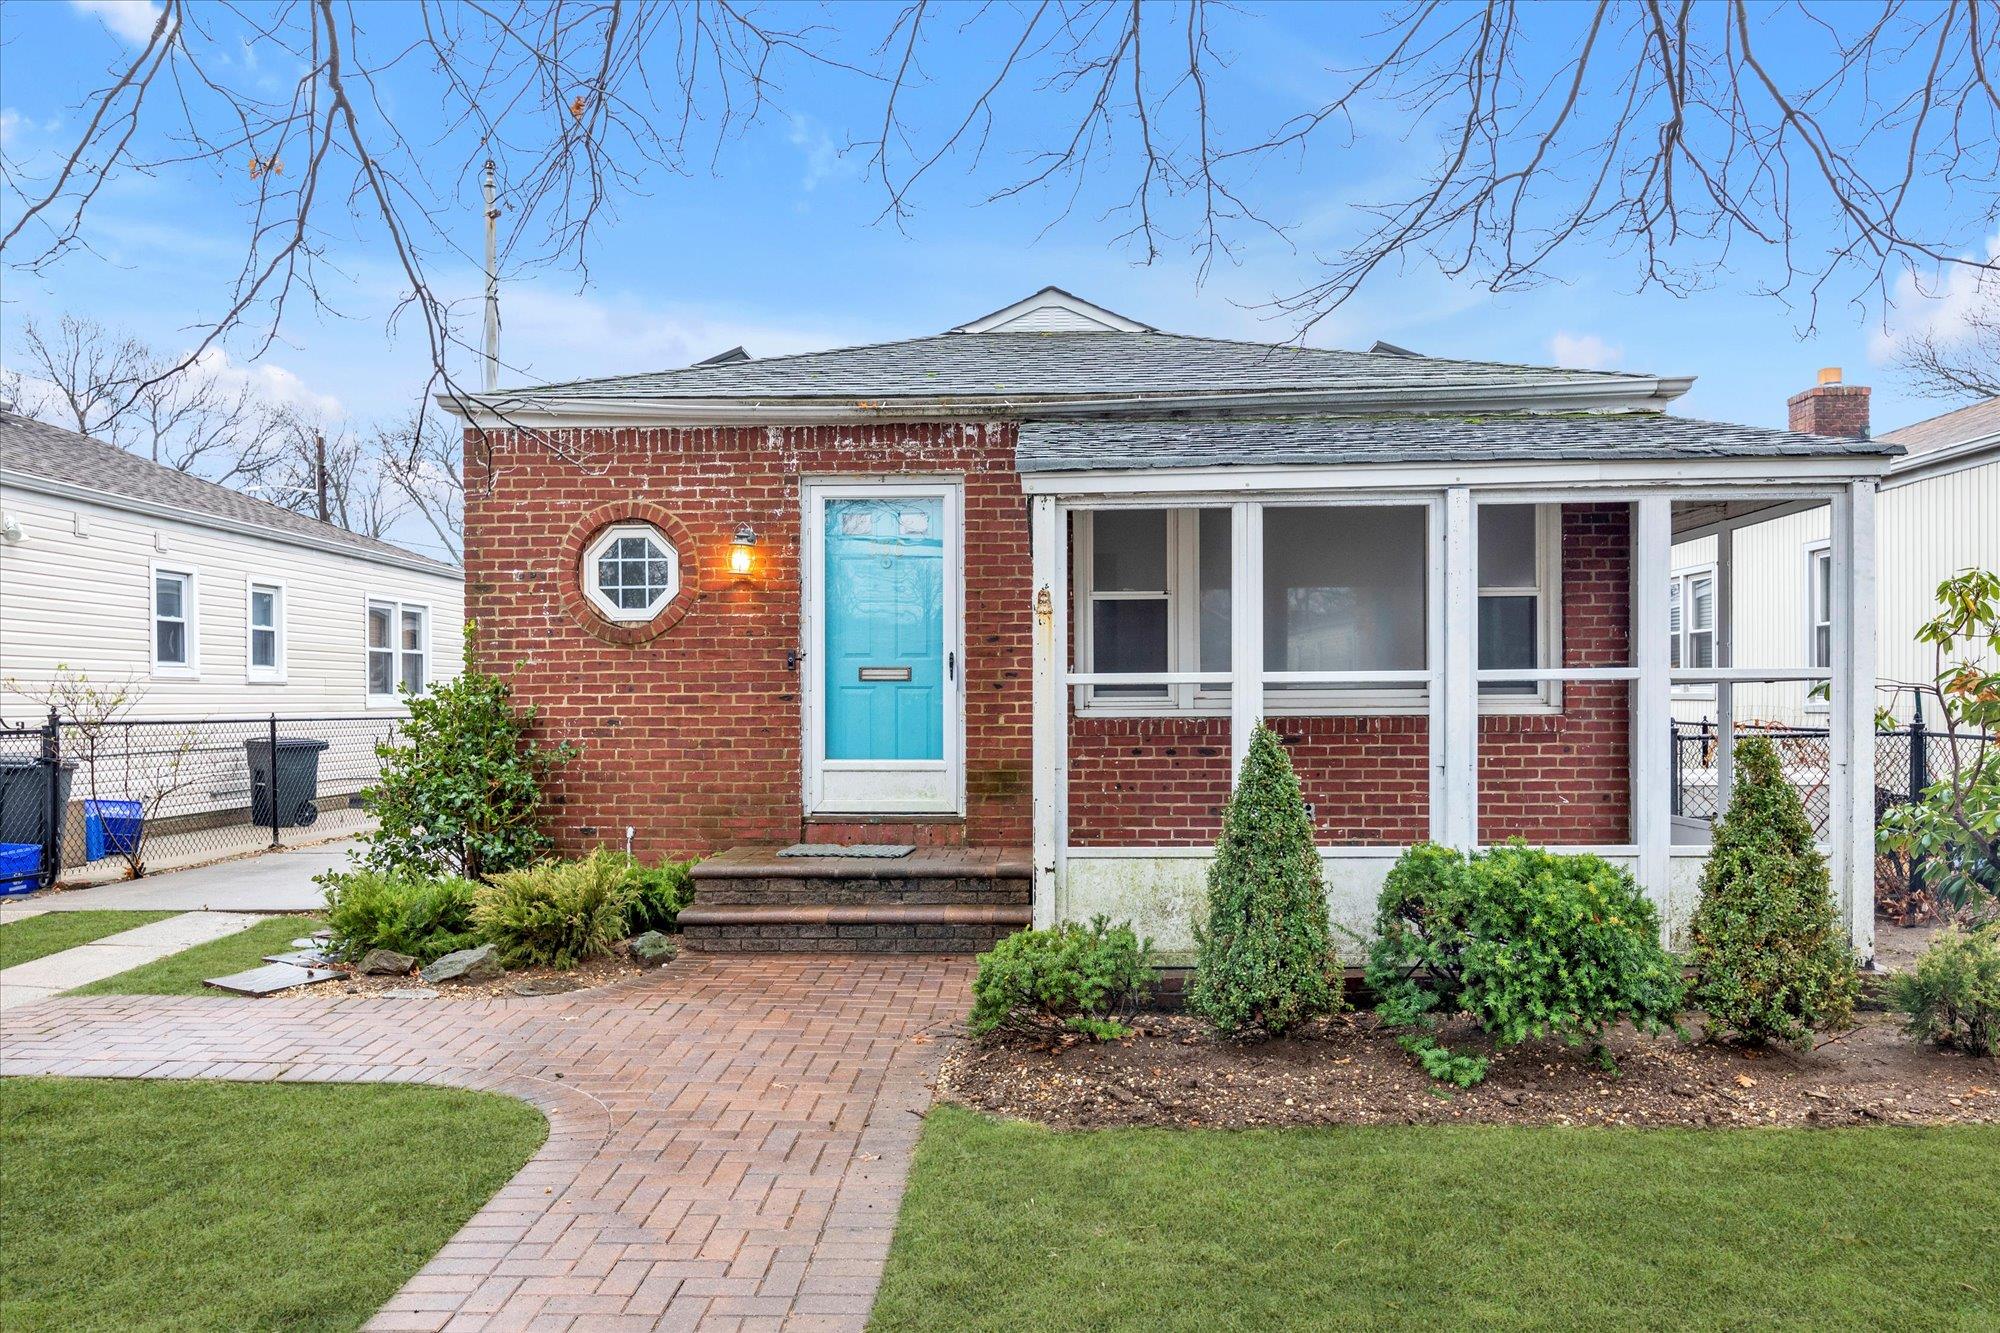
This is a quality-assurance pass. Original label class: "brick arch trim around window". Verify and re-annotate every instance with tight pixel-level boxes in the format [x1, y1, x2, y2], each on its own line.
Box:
[557, 502, 701, 644]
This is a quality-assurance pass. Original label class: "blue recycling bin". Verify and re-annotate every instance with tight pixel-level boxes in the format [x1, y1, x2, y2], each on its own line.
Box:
[84, 799, 145, 860]
[0, 842, 41, 896]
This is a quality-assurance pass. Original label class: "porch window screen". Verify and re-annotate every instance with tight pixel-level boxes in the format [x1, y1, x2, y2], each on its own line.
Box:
[1475, 503, 1542, 696]
[1088, 510, 1171, 699]
[1263, 505, 1426, 693]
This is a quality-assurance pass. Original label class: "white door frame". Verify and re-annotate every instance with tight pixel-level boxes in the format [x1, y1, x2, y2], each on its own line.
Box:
[800, 476, 965, 816]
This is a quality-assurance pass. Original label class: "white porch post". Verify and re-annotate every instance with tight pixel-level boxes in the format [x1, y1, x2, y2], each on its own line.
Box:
[1633, 497, 1673, 911]
[1436, 487, 1479, 849]
[1714, 524, 1735, 811]
[1832, 481, 1879, 964]
[1229, 500, 1265, 781]
[1029, 495, 1066, 928]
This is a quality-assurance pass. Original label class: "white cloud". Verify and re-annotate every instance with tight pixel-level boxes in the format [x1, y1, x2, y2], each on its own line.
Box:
[1547, 331, 1624, 369]
[70, 0, 170, 44]
[788, 115, 844, 194]
[1868, 232, 2000, 364]
[186, 346, 343, 418]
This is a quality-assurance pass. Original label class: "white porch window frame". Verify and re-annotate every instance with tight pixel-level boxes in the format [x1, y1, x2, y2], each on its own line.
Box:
[1028, 469, 1882, 965]
[1805, 539, 1834, 716]
[1668, 563, 1718, 699]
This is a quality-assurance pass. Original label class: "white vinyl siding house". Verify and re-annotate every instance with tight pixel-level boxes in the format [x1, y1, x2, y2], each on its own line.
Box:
[1671, 399, 1999, 728]
[0, 412, 463, 721]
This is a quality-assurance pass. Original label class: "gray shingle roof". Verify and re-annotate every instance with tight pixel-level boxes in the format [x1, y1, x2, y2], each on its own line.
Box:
[1879, 397, 2000, 459]
[494, 330, 1662, 406]
[0, 410, 458, 573]
[1016, 413, 1901, 473]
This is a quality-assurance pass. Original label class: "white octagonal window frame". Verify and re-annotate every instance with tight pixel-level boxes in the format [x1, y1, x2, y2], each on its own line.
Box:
[583, 522, 681, 622]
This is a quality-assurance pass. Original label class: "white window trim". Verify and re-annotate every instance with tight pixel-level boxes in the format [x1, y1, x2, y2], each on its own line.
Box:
[149, 561, 199, 679]
[1670, 564, 1717, 700]
[245, 578, 288, 684]
[1071, 504, 1562, 717]
[583, 522, 681, 622]
[366, 597, 433, 707]
[1805, 538, 1833, 712]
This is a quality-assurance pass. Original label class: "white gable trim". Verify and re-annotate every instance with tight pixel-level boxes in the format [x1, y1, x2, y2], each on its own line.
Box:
[951, 286, 1154, 334]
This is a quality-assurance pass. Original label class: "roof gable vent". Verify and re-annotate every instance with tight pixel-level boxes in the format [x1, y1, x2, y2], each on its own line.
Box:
[951, 285, 1154, 334]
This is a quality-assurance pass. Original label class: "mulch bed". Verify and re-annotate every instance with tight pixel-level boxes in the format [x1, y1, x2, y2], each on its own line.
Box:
[940, 1011, 2000, 1130]
[326, 951, 654, 1000]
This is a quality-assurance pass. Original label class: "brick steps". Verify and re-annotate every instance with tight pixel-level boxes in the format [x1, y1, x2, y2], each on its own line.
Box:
[683, 845, 1031, 953]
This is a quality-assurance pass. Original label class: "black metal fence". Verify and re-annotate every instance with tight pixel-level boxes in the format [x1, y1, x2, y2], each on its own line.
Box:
[1671, 716, 1994, 922]
[0, 712, 401, 892]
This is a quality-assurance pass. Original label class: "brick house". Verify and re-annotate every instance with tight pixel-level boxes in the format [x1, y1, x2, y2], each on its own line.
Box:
[449, 288, 1899, 961]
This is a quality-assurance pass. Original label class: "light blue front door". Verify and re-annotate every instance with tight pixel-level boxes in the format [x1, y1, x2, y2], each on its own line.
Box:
[824, 496, 945, 761]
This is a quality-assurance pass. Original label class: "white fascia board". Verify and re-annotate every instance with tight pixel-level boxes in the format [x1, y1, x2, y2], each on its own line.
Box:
[0, 474, 461, 579]
[436, 375, 1686, 428]
[1882, 432, 2000, 486]
[1018, 455, 1895, 498]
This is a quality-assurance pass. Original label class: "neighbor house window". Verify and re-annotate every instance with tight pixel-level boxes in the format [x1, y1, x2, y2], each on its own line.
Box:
[583, 522, 680, 622]
[1808, 545, 1832, 668]
[247, 582, 284, 681]
[1670, 566, 1716, 695]
[151, 567, 196, 675]
[1073, 504, 1555, 712]
[367, 600, 429, 701]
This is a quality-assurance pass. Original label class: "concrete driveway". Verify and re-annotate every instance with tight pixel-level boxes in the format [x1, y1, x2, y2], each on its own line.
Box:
[1, 840, 354, 916]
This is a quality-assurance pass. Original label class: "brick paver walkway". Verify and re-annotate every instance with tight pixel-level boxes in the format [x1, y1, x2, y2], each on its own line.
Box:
[0, 955, 974, 1331]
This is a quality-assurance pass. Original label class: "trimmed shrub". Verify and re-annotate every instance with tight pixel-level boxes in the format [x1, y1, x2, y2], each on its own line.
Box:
[1688, 736, 1857, 1048]
[620, 857, 696, 935]
[1189, 725, 1340, 1037]
[321, 869, 483, 964]
[968, 917, 1157, 1041]
[1890, 924, 2000, 1056]
[474, 851, 634, 970]
[1366, 841, 1685, 1086]
[359, 623, 575, 881]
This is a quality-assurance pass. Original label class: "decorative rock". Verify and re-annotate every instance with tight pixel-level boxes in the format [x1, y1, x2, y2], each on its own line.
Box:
[357, 948, 417, 976]
[630, 931, 678, 967]
[420, 944, 502, 984]
[510, 975, 581, 997]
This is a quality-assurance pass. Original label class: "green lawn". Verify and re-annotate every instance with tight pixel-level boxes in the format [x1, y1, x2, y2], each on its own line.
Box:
[67, 915, 326, 996]
[0, 910, 176, 971]
[0, 1077, 545, 1332]
[874, 1106, 2000, 1332]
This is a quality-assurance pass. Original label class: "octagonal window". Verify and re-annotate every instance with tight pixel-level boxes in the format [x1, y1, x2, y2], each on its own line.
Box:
[583, 522, 680, 622]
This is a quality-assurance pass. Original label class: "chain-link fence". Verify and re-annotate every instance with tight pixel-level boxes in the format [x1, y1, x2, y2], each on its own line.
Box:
[0, 712, 401, 892]
[1672, 717, 1994, 922]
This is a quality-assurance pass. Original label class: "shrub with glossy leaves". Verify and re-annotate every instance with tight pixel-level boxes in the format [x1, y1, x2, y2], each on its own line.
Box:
[1189, 725, 1340, 1037]
[1688, 736, 1857, 1048]
[321, 868, 482, 964]
[1890, 923, 2000, 1056]
[1366, 841, 1685, 1086]
[969, 917, 1157, 1041]
[474, 851, 634, 970]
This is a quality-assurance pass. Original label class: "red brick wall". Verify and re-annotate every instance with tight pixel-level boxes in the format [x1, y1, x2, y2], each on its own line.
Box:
[1066, 503, 1633, 847]
[463, 422, 1033, 860]
[1787, 383, 1871, 439]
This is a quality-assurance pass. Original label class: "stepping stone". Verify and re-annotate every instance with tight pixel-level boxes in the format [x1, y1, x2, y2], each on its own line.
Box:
[380, 987, 434, 999]
[204, 962, 342, 995]
[262, 949, 335, 968]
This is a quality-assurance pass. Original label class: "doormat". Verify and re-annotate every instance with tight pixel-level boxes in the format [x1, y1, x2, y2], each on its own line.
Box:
[775, 843, 915, 859]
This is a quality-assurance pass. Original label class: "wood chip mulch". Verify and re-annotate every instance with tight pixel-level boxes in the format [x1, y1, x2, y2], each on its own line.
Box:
[940, 1011, 2000, 1130]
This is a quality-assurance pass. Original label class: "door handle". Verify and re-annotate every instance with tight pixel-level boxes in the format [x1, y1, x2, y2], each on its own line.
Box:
[949, 651, 956, 682]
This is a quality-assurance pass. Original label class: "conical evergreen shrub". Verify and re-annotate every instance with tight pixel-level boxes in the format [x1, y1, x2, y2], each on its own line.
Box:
[1688, 735, 1858, 1048]
[1189, 724, 1339, 1035]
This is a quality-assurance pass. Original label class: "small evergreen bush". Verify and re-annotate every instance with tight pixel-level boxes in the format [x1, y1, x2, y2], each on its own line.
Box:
[1688, 736, 1857, 1048]
[620, 857, 695, 935]
[1366, 841, 1685, 1086]
[359, 623, 575, 881]
[1890, 924, 2000, 1056]
[321, 869, 483, 963]
[474, 851, 634, 970]
[968, 917, 1157, 1041]
[1189, 725, 1340, 1037]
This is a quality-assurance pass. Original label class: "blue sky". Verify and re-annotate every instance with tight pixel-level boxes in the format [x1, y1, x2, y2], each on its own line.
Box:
[3, 0, 1990, 513]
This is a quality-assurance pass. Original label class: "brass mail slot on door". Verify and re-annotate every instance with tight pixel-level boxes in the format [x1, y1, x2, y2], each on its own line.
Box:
[858, 666, 913, 682]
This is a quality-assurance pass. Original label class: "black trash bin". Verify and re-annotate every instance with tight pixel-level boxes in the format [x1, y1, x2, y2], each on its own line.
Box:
[243, 737, 330, 828]
[0, 754, 76, 851]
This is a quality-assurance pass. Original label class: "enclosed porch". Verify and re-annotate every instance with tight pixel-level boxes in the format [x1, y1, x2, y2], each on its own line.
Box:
[1024, 422, 1891, 964]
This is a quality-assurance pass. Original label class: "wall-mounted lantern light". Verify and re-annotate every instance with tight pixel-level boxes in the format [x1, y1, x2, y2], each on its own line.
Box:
[729, 523, 758, 576]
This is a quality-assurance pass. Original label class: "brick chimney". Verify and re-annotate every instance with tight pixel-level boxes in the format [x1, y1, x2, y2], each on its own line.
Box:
[1787, 366, 1871, 438]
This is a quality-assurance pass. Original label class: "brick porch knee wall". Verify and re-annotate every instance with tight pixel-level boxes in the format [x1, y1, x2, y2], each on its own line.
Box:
[1067, 503, 1633, 846]
[462, 423, 1034, 860]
